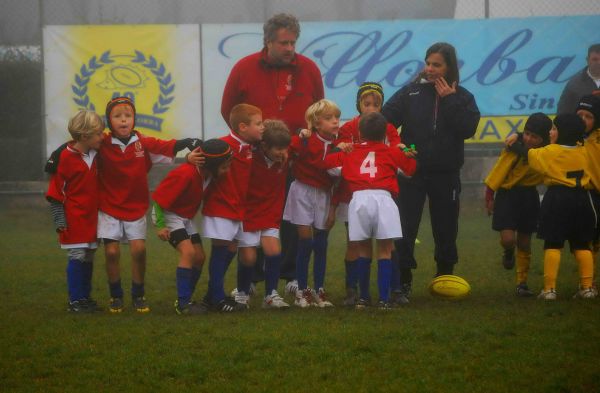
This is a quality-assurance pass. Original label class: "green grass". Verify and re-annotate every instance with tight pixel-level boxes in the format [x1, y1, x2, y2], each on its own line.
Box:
[1, 199, 599, 392]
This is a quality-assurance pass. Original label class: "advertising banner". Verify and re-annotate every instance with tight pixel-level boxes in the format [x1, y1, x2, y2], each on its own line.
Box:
[43, 25, 201, 155]
[202, 16, 600, 142]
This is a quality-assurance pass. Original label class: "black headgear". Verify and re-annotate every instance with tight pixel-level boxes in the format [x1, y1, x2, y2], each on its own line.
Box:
[524, 112, 552, 145]
[554, 113, 586, 146]
[105, 96, 136, 132]
[576, 94, 600, 131]
[356, 82, 384, 113]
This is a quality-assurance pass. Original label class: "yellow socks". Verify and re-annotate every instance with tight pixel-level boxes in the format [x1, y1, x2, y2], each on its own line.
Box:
[543, 249, 561, 291]
[515, 249, 531, 284]
[574, 249, 594, 289]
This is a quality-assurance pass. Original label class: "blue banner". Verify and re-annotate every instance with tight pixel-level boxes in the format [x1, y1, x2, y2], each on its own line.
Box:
[203, 16, 600, 139]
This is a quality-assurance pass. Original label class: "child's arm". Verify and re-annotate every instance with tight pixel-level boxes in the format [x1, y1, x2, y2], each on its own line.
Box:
[485, 186, 494, 216]
[44, 143, 68, 174]
[48, 198, 66, 232]
[152, 201, 170, 241]
[174, 138, 203, 154]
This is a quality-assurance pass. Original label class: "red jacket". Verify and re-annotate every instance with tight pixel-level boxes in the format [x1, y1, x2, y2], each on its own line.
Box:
[243, 149, 289, 231]
[98, 131, 176, 221]
[221, 49, 324, 134]
[152, 163, 206, 219]
[338, 115, 401, 147]
[46, 144, 99, 245]
[289, 132, 336, 191]
[202, 132, 253, 221]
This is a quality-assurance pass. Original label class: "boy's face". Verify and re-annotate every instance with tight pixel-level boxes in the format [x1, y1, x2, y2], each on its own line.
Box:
[82, 129, 103, 151]
[315, 111, 340, 138]
[215, 159, 232, 178]
[239, 114, 264, 143]
[522, 130, 544, 149]
[263, 145, 289, 164]
[577, 109, 595, 133]
[109, 104, 134, 138]
[549, 125, 558, 144]
[359, 94, 382, 114]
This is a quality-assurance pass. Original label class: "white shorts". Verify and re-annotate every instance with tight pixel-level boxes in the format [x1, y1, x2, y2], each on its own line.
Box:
[201, 216, 244, 242]
[162, 210, 198, 236]
[97, 211, 147, 242]
[348, 190, 402, 241]
[238, 228, 280, 248]
[336, 202, 349, 223]
[283, 180, 330, 230]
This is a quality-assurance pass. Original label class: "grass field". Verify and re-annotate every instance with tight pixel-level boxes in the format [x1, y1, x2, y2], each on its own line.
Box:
[1, 198, 599, 392]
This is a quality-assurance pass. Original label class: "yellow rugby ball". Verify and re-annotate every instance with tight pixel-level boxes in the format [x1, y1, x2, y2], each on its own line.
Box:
[428, 275, 471, 299]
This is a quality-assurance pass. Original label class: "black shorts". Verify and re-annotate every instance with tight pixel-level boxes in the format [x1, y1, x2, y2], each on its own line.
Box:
[591, 190, 600, 241]
[537, 186, 596, 243]
[492, 187, 540, 233]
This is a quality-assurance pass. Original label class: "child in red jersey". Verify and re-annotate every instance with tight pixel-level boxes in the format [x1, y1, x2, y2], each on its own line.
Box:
[152, 139, 233, 315]
[330, 81, 403, 307]
[46, 110, 104, 313]
[232, 120, 293, 309]
[201, 104, 264, 312]
[283, 99, 351, 308]
[325, 112, 417, 308]
[98, 97, 201, 313]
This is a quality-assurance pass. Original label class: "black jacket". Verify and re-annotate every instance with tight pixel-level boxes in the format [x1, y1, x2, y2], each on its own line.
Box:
[382, 80, 480, 173]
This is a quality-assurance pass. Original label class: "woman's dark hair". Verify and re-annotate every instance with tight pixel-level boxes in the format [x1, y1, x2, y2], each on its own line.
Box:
[425, 42, 460, 85]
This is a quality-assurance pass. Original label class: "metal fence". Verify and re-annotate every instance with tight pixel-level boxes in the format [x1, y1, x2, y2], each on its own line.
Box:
[1, 0, 599, 184]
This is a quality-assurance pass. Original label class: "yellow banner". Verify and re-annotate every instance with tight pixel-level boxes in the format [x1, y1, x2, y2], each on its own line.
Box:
[467, 115, 555, 144]
[44, 25, 201, 156]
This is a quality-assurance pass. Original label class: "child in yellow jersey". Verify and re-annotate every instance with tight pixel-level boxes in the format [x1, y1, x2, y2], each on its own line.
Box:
[575, 95, 600, 276]
[485, 113, 552, 296]
[526, 114, 596, 300]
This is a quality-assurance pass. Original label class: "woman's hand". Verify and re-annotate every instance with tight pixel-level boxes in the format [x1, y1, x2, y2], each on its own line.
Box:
[434, 77, 457, 98]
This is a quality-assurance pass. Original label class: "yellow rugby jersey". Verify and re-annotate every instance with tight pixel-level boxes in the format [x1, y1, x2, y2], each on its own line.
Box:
[585, 129, 600, 191]
[528, 144, 590, 188]
[484, 149, 543, 191]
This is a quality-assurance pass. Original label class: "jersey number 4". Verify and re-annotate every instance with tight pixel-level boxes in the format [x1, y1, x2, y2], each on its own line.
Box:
[360, 152, 378, 178]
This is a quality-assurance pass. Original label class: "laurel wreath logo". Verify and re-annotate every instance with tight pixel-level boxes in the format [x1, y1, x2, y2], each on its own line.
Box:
[71, 50, 175, 114]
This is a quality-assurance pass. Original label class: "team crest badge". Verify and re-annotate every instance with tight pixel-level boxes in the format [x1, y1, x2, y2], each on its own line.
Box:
[71, 50, 175, 133]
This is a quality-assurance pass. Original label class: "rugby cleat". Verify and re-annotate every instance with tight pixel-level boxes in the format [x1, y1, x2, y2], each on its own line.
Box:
[342, 287, 357, 307]
[68, 299, 97, 313]
[285, 280, 299, 296]
[502, 249, 515, 270]
[213, 296, 247, 313]
[132, 296, 150, 313]
[175, 300, 208, 315]
[233, 291, 250, 309]
[108, 297, 124, 313]
[355, 298, 371, 309]
[262, 290, 290, 309]
[573, 287, 597, 299]
[294, 288, 313, 308]
[312, 288, 334, 308]
[537, 288, 557, 300]
[516, 283, 534, 297]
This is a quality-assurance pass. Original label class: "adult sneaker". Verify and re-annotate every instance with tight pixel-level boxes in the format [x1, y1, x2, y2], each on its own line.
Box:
[294, 288, 313, 308]
[234, 291, 250, 309]
[312, 288, 334, 308]
[516, 283, 534, 297]
[132, 296, 150, 313]
[355, 298, 371, 310]
[573, 287, 597, 299]
[285, 280, 298, 296]
[342, 287, 357, 307]
[108, 297, 124, 313]
[537, 288, 557, 300]
[262, 290, 290, 309]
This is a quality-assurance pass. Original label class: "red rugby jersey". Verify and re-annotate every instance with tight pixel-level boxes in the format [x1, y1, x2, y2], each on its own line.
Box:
[243, 149, 289, 231]
[46, 144, 99, 245]
[337, 115, 401, 147]
[98, 131, 176, 221]
[152, 162, 206, 219]
[202, 132, 253, 221]
[289, 132, 336, 191]
[325, 141, 416, 198]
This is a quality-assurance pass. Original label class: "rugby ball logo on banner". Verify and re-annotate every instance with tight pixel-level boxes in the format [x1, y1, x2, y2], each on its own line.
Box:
[43, 25, 201, 156]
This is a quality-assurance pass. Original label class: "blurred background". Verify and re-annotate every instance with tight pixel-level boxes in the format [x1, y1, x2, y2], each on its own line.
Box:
[1, 0, 599, 197]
